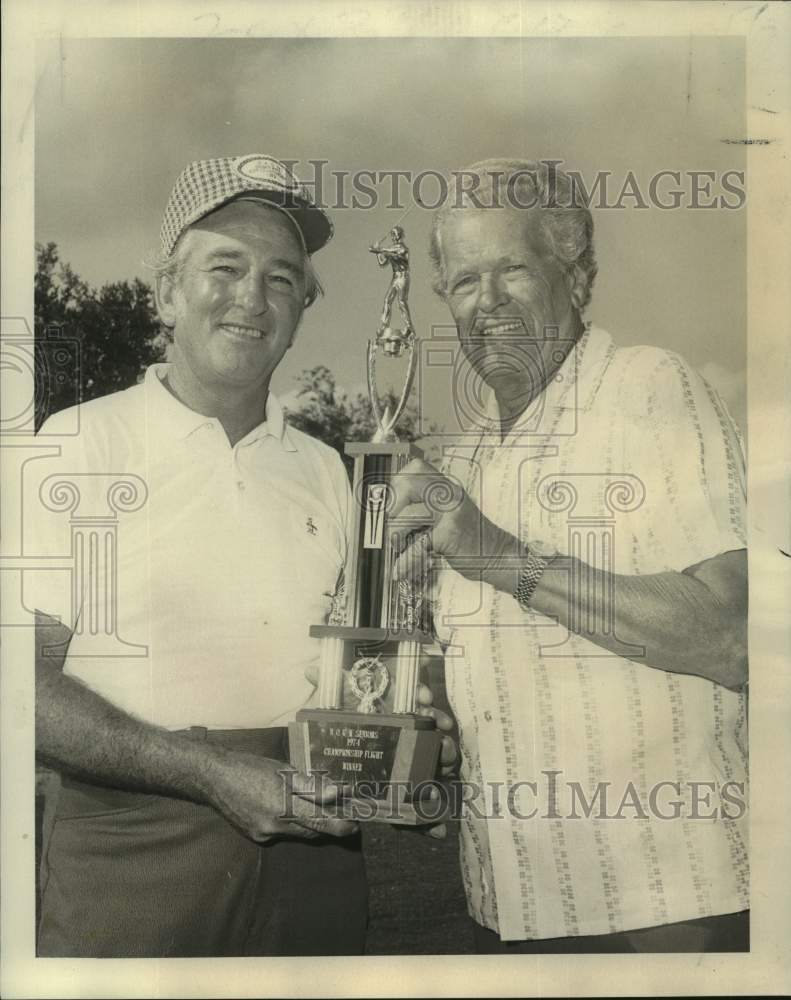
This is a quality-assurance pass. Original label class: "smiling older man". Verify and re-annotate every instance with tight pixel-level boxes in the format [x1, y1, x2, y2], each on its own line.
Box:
[390, 158, 749, 953]
[31, 155, 369, 957]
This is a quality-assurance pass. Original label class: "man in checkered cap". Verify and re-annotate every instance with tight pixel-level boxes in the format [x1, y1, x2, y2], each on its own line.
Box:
[32, 155, 419, 956]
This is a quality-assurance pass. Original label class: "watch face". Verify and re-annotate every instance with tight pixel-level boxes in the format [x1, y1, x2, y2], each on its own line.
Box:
[528, 538, 559, 560]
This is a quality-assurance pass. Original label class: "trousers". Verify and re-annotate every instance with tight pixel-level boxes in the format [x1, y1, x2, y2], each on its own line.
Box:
[37, 727, 368, 957]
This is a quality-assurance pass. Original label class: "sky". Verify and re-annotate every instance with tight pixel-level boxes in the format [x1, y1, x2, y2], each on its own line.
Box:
[35, 35, 746, 432]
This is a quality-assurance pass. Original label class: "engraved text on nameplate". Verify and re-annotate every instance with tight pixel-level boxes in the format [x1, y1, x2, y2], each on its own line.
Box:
[307, 720, 401, 793]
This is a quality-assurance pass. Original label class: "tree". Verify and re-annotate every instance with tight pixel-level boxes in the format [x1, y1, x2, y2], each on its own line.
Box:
[34, 242, 166, 428]
[283, 365, 427, 475]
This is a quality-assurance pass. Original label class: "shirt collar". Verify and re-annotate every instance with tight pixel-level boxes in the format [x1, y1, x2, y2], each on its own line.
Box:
[553, 324, 617, 412]
[258, 389, 298, 451]
[144, 364, 297, 451]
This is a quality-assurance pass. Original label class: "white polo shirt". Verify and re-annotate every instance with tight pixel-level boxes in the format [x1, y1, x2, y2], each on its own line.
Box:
[436, 326, 749, 940]
[26, 364, 349, 730]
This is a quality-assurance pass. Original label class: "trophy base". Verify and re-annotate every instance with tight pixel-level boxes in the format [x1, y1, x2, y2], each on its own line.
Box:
[289, 708, 446, 826]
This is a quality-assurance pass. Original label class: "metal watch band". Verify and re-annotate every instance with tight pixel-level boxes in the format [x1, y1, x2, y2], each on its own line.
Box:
[513, 547, 548, 609]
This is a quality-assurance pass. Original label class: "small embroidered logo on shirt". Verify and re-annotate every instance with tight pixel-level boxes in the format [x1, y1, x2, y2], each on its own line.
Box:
[306, 517, 317, 535]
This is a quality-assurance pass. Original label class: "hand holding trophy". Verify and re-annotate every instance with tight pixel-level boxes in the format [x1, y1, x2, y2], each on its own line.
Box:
[289, 228, 447, 824]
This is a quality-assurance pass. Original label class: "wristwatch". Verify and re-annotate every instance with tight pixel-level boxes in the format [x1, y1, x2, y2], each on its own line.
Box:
[513, 544, 550, 609]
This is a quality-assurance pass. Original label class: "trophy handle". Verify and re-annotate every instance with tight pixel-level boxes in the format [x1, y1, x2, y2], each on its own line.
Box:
[367, 339, 418, 443]
[316, 634, 344, 709]
[391, 639, 421, 714]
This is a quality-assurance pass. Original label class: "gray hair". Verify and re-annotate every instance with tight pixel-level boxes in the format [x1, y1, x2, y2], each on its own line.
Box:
[429, 159, 597, 311]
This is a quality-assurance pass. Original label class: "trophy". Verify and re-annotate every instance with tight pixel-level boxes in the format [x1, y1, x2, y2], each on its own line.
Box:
[289, 227, 444, 824]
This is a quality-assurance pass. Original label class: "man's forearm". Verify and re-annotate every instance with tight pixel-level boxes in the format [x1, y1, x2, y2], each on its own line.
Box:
[535, 558, 746, 689]
[480, 541, 747, 690]
[37, 650, 222, 804]
[34, 612, 357, 842]
[387, 455, 747, 689]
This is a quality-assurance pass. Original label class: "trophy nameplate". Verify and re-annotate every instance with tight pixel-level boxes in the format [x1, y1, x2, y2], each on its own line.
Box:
[289, 227, 445, 825]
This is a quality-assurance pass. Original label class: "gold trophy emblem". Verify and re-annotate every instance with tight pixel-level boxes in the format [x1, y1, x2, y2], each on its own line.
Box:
[366, 226, 417, 442]
[349, 655, 389, 714]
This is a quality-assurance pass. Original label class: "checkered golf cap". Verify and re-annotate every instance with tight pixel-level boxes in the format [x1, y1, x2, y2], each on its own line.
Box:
[159, 155, 333, 258]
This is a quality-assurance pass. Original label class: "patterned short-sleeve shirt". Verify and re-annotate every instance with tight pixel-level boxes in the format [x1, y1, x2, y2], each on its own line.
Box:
[435, 326, 748, 941]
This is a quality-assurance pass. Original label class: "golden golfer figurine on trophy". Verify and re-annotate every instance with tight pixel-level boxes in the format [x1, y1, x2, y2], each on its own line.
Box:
[289, 227, 444, 824]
